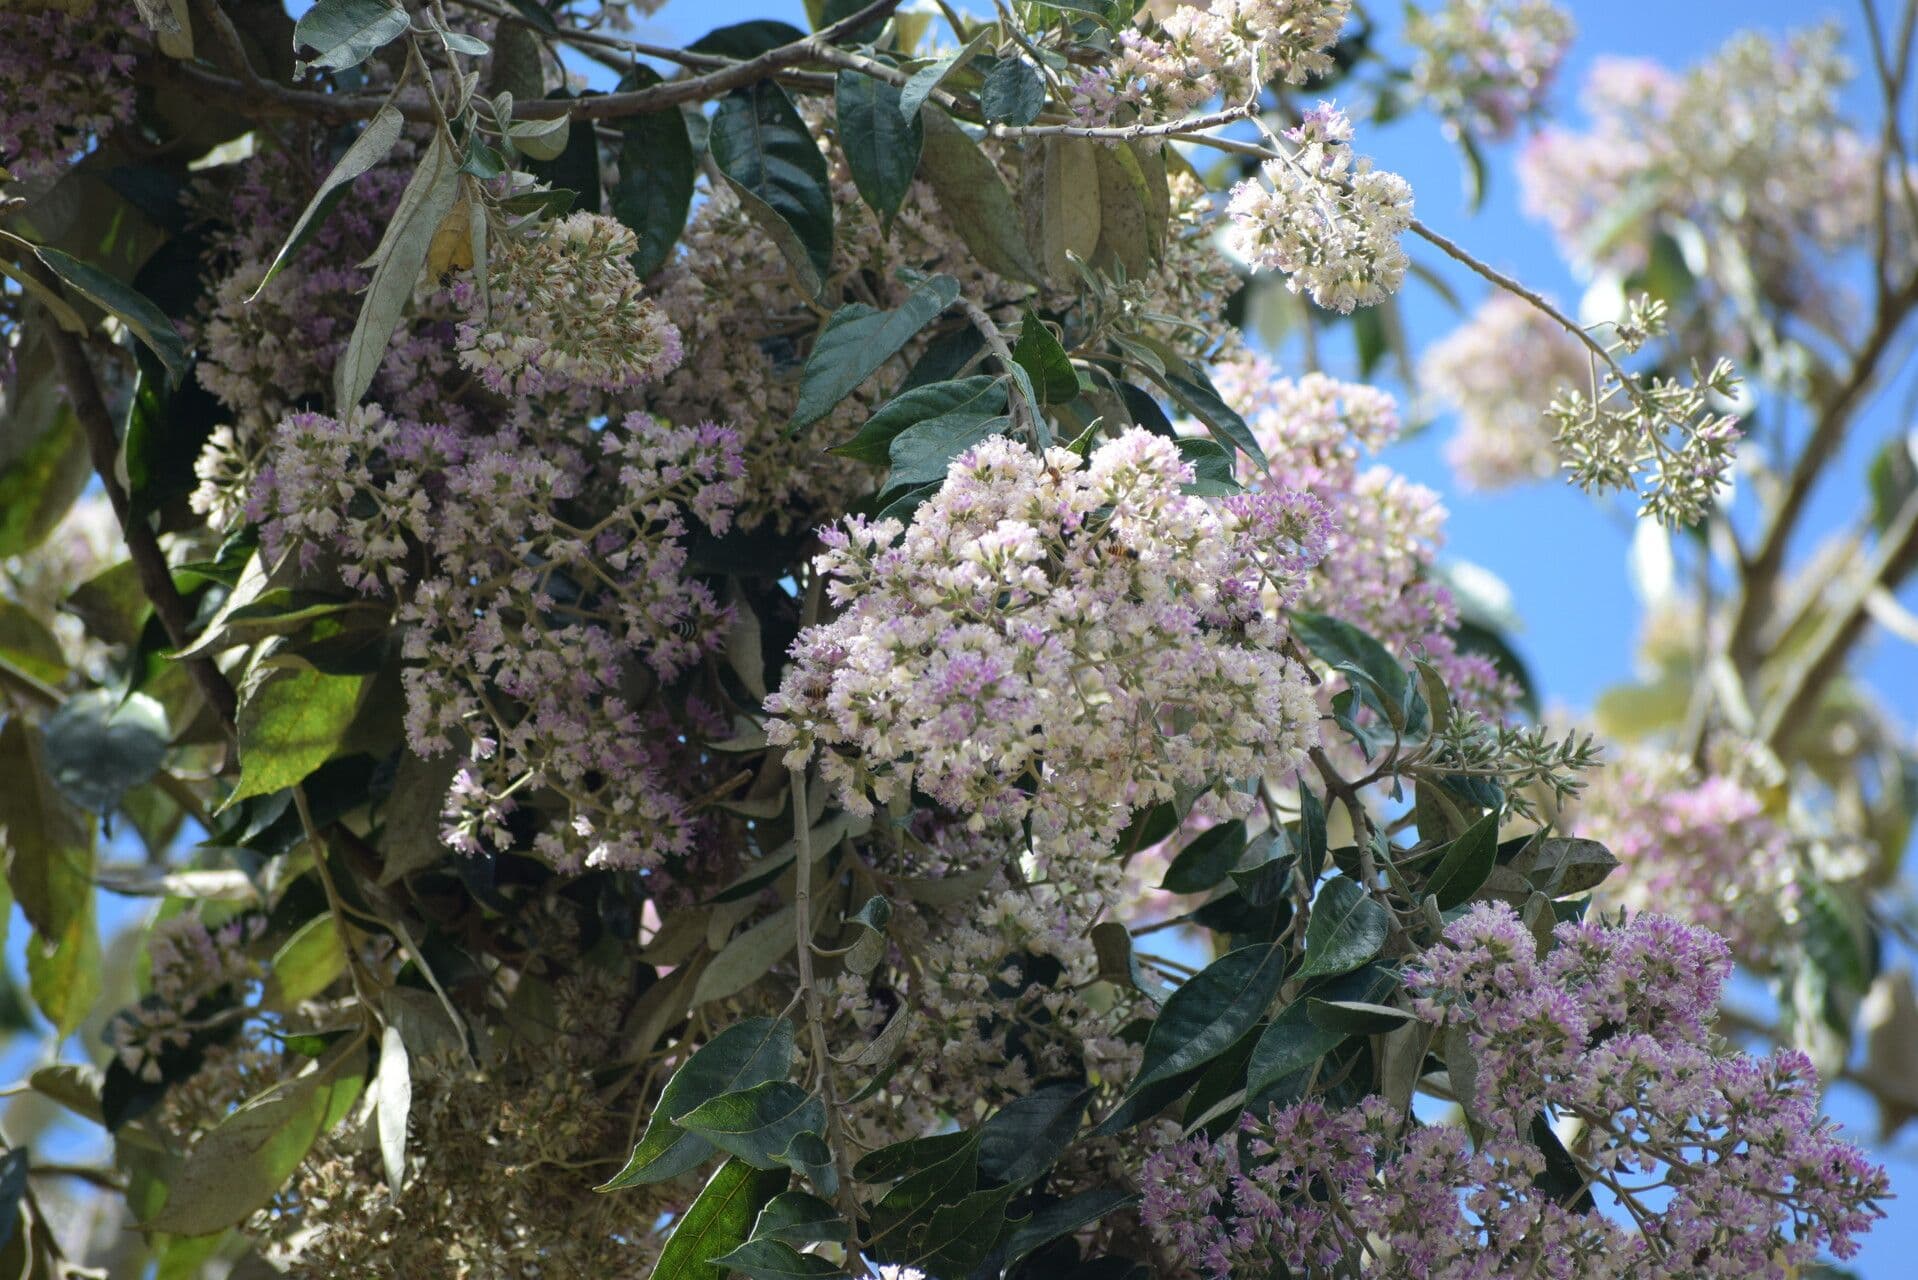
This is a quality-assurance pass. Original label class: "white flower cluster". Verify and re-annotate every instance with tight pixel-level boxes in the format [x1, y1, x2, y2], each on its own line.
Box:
[1423, 292, 1590, 489]
[1406, 0, 1576, 138]
[1226, 103, 1413, 312]
[767, 430, 1329, 884]
[1071, 0, 1351, 125]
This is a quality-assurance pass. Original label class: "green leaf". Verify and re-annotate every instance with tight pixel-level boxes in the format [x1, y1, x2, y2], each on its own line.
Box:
[913, 1184, 1014, 1275]
[600, 1017, 795, 1190]
[981, 57, 1045, 125]
[0, 719, 94, 941]
[750, 1190, 847, 1246]
[1003, 1188, 1137, 1267]
[791, 275, 960, 429]
[899, 30, 992, 120]
[41, 689, 169, 816]
[1173, 437, 1237, 496]
[524, 93, 601, 213]
[1289, 610, 1419, 733]
[977, 1083, 1090, 1188]
[1012, 311, 1077, 403]
[711, 1239, 843, 1279]
[843, 894, 891, 976]
[27, 890, 98, 1037]
[832, 375, 1004, 465]
[1026, 137, 1101, 283]
[651, 1158, 789, 1280]
[254, 102, 404, 299]
[1526, 838, 1620, 898]
[678, 1081, 825, 1171]
[1425, 811, 1500, 910]
[1305, 999, 1416, 1034]
[887, 410, 1010, 489]
[123, 348, 219, 518]
[0, 602, 64, 685]
[1153, 364, 1267, 471]
[918, 108, 1042, 283]
[0, 400, 89, 560]
[1296, 875, 1390, 981]
[500, 0, 559, 34]
[710, 81, 835, 296]
[32, 247, 191, 386]
[835, 71, 922, 231]
[335, 136, 461, 408]
[292, 0, 410, 71]
[689, 20, 806, 58]
[227, 666, 369, 807]
[1160, 820, 1247, 895]
[692, 906, 798, 1007]
[269, 914, 347, 1005]
[1246, 965, 1398, 1100]
[1131, 944, 1286, 1093]
[144, 1040, 367, 1235]
[1299, 786, 1328, 868]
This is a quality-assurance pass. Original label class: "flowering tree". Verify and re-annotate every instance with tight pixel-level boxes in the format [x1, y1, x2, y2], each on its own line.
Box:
[0, 0, 1909, 1276]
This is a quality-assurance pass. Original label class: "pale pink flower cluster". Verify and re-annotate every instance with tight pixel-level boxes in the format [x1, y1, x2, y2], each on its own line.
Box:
[1423, 292, 1589, 489]
[252, 407, 744, 872]
[0, 0, 136, 182]
[192, 143, 470, 522]
[1574, 752, 1799, 965]
[1520, 28, 1875, 282]
[1070, 0, 1351, 125]
[767, 431, 1329, 883]
[1226, 104, 1413, 313]
[1143, 905, 1888, 1277]
[1213, 354, 1520, 714]
[1405, 0, 1575, 139]
[108, 915, 264, 1082]
[456, 213, 682, 397]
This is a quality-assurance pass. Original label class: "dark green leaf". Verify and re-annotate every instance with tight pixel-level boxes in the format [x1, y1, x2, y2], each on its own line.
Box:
[0, 1151, 25, 1254]
[601, 1017, 795, 1189]
[123, 348, 220, 517]
[689, 20, 807, 59]
[32, 248, 190, 386]
[256, 103, 403, 298]
[899, 30, 992, 120]
[888, 411, 1010, 489]
[678, 1081, 824, 1172]
[1296, 875, 1389, 981]
[835, 71, 922, 230]
[1012, 311, 1077, 403]
[1174, 437, 1238, 496]
[712, 1238, 843, 1279]
[792, 275, 959, 429]
[500, 0, 559, 34]
[1004, 1189, 1137, 1267]
[1246, 965, 1398, 1100]
[42, 689, 169, 815]
[1290, 610, 1421, 734]
[750, 1191, 847, 1246]
[1160, 820, 1247, 895]
[981, 58, 1045, 125]
[833, 375, 1004, 465]
[978, 1083, 1090, 1188]
[913, 1184, 1014, 1274]
[612, 67, 697, 278]
[1130, 944, 1285, 1093]
[710, 82, 835, 295]
[293, 0, 410, 70]
[1526, 838, 1620, 898]
[525, 91, 602, 215]
[1154, 364, 1267, 471]
[1305, 999, 1416, 1034]
[1425, 811, 1500, 910]
[653, 1159, 790, 1280]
